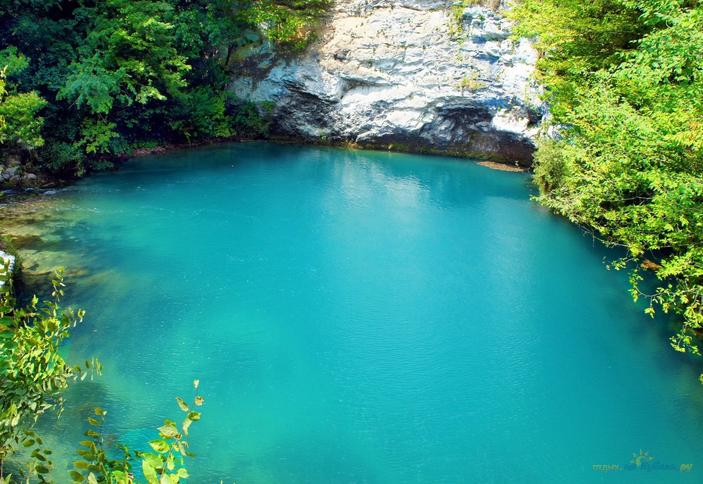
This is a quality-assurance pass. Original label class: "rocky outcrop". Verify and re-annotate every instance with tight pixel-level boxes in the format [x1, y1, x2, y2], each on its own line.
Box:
[231, 0, 544, 166]
[1, 154, 42, 188]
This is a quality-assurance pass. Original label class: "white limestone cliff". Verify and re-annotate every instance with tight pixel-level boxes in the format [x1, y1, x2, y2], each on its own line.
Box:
[231, 0, 543, 166]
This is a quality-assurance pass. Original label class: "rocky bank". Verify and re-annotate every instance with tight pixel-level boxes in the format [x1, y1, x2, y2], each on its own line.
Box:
[0, 154, 43, 189]
[231, 0, 544, 166]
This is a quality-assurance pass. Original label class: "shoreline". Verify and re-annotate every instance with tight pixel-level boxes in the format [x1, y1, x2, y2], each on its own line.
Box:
[2, 136, 530, 197]
[127, 136, 532, 173]
[0, 139, 530, 294]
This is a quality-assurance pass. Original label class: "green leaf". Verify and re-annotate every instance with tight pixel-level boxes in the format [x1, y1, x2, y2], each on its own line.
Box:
[182, 418, 192, 436]
[142, 452, 164, 470]
[69, 470, 84, 482]
[159, 423, 180, 439]
[111, 470, 127, 482]
[175, 396, 189, 412]
[142, 460, 159, 484]
[149, 439, 170, 453]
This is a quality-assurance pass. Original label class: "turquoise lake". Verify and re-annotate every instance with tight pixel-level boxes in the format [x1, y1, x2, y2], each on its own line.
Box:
[19, 142, 703, 482]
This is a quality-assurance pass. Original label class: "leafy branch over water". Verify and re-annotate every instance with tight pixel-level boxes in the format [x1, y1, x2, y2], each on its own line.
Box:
[70, 381, 204, 484]
[0, 269, 100, 478]
[0, 271, 205, 483]
[509, 0, 703, 375]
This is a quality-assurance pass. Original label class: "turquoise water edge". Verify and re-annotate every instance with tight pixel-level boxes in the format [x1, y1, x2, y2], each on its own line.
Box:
[21, 142, 703, 482]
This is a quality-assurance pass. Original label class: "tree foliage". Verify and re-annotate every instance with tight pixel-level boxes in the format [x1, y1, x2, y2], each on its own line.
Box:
[0, 270, 99, 480]
[0, 0, 330, 178]
[0, 48, 46, 151]
[509, 0, 703, 371]
[0, 270, 205, 483]
[69, 382, 204, 484]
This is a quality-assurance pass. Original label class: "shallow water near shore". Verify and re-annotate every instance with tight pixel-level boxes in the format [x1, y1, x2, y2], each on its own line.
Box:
[4, 142, 703, 482]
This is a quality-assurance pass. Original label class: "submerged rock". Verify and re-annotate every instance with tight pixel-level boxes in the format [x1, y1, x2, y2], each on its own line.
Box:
[231, 0, 544, 166]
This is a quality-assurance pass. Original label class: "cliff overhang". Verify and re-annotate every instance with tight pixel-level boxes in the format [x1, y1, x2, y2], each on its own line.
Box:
[230, 0, 544, 167]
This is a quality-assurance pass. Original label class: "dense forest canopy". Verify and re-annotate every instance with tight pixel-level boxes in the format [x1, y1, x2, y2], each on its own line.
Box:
[0, 0, 330, 178]
[509, 0, 703, 365]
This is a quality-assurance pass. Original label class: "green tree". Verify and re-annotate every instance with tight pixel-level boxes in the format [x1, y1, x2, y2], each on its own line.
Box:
[509, 0, 703, 374]
[0, 48, 46, 151]
[0, 0, 331, 177]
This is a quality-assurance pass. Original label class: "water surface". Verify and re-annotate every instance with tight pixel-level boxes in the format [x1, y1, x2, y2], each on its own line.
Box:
[8, 142, 703, 482]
